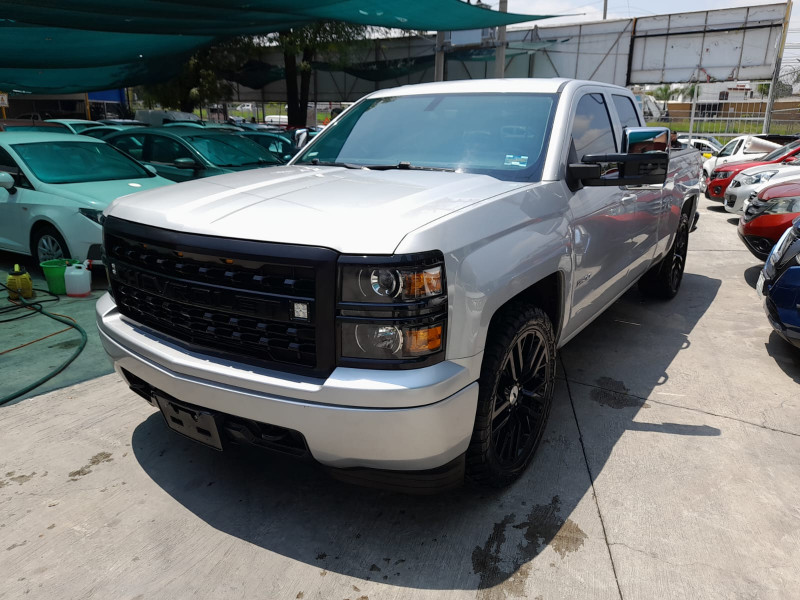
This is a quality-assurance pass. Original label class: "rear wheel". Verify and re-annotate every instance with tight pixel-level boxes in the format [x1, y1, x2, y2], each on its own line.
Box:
[639, 211, 689, 299]
[466, 304, 556, 487]
[31, 225, 70, 265]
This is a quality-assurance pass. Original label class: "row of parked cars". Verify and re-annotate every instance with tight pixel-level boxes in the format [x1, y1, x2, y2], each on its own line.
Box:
[0, 116, 309, 266]
[694, 132, 800, 349]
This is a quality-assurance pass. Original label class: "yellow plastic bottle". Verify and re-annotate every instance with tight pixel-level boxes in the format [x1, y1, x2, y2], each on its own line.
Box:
[6, 264, 34, 301]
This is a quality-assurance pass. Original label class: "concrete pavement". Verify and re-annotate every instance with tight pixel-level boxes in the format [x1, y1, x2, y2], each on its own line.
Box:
[1, 196, 799, 599]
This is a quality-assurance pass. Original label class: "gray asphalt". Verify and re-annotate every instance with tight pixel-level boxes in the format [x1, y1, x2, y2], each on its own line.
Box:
[1, 196, 799, 600]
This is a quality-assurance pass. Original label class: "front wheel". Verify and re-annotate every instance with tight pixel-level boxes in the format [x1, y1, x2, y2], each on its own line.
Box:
[466, 304, 556, 487]
[639, 211, 689, 299]
[31, 225, 71, 265]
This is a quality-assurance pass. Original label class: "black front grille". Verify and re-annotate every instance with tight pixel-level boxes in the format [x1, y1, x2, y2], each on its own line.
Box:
[104, 216, 337, 377]
[726, 196, 736, 208]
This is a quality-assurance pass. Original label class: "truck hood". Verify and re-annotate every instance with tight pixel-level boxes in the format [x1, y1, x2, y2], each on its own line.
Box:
[42, 176, 173, 209]
[105, 165, 527, 253]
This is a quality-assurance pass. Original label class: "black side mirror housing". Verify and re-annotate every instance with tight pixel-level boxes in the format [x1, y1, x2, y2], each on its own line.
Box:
[174, 157, 201, 170]
[570, 127, 670, 187]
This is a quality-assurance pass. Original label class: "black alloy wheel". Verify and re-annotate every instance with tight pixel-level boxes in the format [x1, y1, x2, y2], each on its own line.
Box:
[467, 304, 556, 487]
[639, 211, 690, 299]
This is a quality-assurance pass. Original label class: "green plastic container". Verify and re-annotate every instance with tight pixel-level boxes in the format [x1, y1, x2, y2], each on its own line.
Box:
[40, 259, 80, 295]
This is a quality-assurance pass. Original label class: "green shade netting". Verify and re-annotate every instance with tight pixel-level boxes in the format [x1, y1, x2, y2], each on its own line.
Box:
[0, 0, 552, 93]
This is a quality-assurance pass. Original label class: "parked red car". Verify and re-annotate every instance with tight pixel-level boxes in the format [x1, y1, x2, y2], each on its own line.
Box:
[709, 139, 800, 200]
[738, 180, 800, 260]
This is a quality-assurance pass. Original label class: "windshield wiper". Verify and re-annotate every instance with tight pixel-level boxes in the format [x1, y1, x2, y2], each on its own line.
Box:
[308, 159, 363, 169]
[361, 162, 455, 172]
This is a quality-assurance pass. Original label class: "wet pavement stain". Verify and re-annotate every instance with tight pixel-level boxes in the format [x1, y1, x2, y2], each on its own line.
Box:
[473, 496, 588, 599]
[592, 377, 649, 409]
[9, 472, 36, 485]
[47, 339, 81, 350]
[6, 540, 27, 551]
[68, 452, 113, 480]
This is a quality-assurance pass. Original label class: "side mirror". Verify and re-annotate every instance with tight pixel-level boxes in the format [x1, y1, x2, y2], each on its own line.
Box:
[174, 157, 200, 170]
[143, 164, 158, 175]
[0, 171, 17, 194]
[782, 156, 797, 164]
[293, 129, 309, 148]
[711, 150, 719, 157]
[569, 127, 669, 187]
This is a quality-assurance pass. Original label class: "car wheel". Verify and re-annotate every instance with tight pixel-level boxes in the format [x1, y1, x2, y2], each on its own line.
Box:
[639, 211, 690, 299]
[32, 225, 71, 264]
[466, 303, 556, 488]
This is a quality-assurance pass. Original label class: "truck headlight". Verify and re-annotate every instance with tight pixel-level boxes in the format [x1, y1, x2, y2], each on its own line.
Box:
[337, 251, 447, 368]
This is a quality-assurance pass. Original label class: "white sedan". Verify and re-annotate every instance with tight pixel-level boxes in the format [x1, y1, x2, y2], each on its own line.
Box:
[0, 132, 173, 264]
[723, 163, 800, 214]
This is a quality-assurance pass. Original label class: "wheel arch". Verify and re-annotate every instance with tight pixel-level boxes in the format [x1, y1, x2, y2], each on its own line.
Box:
[485, 271, 565, 347]
[29, 218, 69, 257]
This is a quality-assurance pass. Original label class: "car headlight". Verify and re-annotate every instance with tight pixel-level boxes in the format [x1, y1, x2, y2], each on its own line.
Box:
[78, 208, 105, 224]
[759, 197, 800, 216]
[742, 170, 778, 186]
[337, 251, 447, 368]
[713, 171, 733, 179]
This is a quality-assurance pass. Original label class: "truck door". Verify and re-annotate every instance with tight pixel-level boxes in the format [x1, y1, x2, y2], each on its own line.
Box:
[565, 92, 645, 336]
[610, 93, 662, 282]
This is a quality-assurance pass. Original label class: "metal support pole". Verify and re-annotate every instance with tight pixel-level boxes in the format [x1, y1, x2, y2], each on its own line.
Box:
[688, 80, 699, 139]
[764, 0, 792, 133]
[603, 0, 608, 19]
[494, 0, 507, 78]
[434, 31, 446, 82]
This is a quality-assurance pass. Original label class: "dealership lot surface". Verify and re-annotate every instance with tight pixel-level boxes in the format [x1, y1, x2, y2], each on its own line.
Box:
[1, 196, 799, 600]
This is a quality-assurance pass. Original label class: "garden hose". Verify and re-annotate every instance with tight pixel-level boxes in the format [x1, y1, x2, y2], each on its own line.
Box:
[0, 281, 88, 406]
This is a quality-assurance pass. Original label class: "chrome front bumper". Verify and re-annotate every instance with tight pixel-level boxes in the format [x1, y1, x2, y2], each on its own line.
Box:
[96, 293, 480, 471]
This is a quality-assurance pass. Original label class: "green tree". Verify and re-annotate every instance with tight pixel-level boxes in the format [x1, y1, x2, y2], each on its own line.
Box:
[757, 81, 794, 99]
[273, 22, 370, 127]
[651, 84, 674, 102]
[137, 37, 258, 113]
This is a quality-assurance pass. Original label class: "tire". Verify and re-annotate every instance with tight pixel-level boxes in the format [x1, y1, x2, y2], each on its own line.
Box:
[31, 225, 71, 265]
[466, 303, 556, 488]
[638, 211, 690, 300]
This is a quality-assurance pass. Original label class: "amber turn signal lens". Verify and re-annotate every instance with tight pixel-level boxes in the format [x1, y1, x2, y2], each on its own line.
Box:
[404, 324, 443, 355]
[403, 267, 443, 299]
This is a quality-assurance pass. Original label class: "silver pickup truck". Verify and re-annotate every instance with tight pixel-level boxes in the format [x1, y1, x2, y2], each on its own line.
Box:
[97, 79, 702, 491]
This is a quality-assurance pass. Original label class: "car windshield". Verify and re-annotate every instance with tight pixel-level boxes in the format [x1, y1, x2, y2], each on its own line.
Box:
[295, 93, 558, 181]
[184, 135, 281, 167]
[760, 139, 800, 162]
[12, 141, 151, 183]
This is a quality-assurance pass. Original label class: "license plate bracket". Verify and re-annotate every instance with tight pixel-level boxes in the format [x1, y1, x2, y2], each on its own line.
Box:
[156, 395, 223, 451]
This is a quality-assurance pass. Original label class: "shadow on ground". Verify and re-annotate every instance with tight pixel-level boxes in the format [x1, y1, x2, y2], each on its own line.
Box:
[743, 264, 762, 289]
[765, 331, 800, 384]
[131, 271, 722, 592]
[706, 204, 726, 213]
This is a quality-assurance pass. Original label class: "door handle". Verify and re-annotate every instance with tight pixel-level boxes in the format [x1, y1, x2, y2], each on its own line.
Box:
[621, 194, 636, 205]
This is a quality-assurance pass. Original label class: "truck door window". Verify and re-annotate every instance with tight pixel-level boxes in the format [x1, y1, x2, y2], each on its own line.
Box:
[571, 93, 616, 160]
[612, 95, 641, 128]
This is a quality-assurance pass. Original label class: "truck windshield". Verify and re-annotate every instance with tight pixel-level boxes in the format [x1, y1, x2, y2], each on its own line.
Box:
[12, 141, 151, 183]
[295, 93, 558, 182]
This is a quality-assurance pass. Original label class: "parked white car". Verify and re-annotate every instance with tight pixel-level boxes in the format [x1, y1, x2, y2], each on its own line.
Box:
[0, 132, 173, 264]
[724, 163, 800, 214]
[678, 136, 720, 159]
[701, 135, 781, 193]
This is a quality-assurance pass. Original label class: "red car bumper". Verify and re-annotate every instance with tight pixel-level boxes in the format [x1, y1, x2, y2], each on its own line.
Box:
[738, 212, 800, 260]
